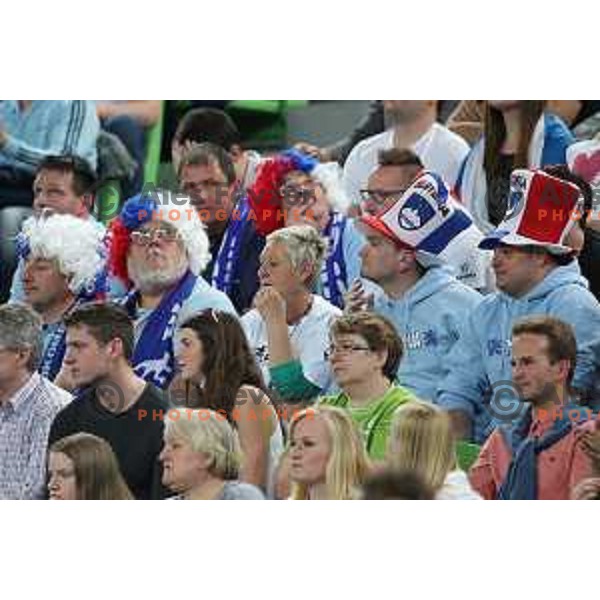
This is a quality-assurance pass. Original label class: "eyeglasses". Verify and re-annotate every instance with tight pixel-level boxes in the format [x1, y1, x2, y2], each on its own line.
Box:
[130, 227, 180, 246]
[279, 182, 320, 206]
[327, 343, 372, 356]
[359, 188, 408, 206]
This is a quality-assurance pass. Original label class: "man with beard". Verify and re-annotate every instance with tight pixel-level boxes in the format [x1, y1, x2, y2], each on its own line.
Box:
[48, 302, 168, 500]
[107, 190, 236, 390]
[342, 101, 469, 207]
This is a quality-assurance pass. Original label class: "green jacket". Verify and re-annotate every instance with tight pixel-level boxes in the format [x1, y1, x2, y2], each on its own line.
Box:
[319, 384, 415, 460]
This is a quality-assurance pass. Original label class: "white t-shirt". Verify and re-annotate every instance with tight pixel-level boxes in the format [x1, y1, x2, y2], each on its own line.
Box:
[241, 294, 342, 390]
[342, 123, 470, 206]
[435, 470, 482, 500]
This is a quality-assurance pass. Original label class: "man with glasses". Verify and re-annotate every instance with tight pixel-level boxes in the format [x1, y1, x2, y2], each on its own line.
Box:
[359, 148, 423, 216]
[178, 142, 264, 313]
[108, 190, 236, 390]
[0, 304, 71, 499]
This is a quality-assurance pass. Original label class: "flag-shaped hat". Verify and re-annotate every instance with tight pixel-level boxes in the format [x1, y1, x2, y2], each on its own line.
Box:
[360, 171, 483, 267]
[479, 169, 584, 255]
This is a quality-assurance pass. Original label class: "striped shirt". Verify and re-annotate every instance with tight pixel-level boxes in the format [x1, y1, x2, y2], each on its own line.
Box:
[0, 372, 71, 499]
[0, 100, 99, 171]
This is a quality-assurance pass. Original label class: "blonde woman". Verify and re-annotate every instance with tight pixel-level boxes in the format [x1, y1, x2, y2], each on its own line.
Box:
[288, 406, 370, 500]
[159, 409, 265, 500]
[48, 433, 133, 500]
[388, 402, 481, 500]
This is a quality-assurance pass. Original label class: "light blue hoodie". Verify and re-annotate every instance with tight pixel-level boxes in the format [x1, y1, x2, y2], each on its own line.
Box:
[437, 263, 600, 443]
[366, 266, 483, 402]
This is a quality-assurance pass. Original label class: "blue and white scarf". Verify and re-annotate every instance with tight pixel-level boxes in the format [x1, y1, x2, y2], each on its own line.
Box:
[321, 211, 348, 309]
[211, 197, 251, 296]
[124, 270, 197, 389]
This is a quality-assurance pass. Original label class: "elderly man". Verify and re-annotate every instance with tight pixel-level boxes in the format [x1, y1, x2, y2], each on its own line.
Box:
[108, 190, 236, 389]
[0, 304, 71, 499]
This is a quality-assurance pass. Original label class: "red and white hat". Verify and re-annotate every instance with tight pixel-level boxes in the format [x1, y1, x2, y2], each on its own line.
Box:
[478, 169, 584, 255]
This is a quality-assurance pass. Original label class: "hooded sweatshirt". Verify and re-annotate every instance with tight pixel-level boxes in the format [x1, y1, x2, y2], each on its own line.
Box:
[366, 266, 483, 402]
[437, 262, 600, 443]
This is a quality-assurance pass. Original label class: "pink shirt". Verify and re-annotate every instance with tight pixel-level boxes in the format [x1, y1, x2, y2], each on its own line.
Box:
[469, 410, 595, 500]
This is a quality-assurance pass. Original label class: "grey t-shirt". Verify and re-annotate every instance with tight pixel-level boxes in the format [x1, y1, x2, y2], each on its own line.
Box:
[218, 481, 265, 500]
[170, 481, 265, 500]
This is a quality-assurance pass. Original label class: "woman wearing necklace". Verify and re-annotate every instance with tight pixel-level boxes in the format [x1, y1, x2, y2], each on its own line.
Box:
[242, 225, 342, 406]
[318, 312, 416, 461]
[171, 309, 283, 497]
[160, 409, 265, 500]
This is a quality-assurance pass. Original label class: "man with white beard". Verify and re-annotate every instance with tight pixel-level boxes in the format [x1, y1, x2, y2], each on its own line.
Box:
[107, 190, 236, 389]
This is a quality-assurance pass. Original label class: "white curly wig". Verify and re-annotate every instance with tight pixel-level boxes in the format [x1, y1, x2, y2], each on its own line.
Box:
[22, 214, 106, 295]
[311, 162, 351, 215]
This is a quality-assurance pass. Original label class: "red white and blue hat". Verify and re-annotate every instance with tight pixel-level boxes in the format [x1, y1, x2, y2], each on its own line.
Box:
[361, 170, 483, 268]
[478, 169, 584, 255]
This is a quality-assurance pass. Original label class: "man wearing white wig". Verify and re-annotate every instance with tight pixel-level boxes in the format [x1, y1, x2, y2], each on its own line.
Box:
[108, 190, 236, 390]
[349, 171, 483, 402]
[17, 214, 107, 382]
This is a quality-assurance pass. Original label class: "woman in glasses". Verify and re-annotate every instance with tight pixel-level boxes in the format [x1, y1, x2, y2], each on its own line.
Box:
[160, 409, 265, 500]
[318, 312, 416, 461]
[48, 432, 133, 500]
[172, 310, 283, 497]
[246, 148, 365, 309]
[387, 401, 481, 500]
[287, 406, 370, 500]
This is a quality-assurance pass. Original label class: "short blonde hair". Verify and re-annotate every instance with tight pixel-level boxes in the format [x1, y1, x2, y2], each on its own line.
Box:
[164, 410, 241, 480]
[288, 406, 370, 500]
[266, 225, 328, 289]
[387, 401, 456, 493]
